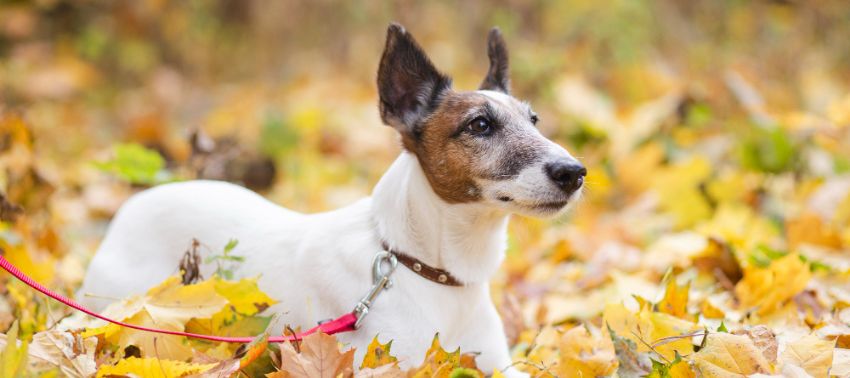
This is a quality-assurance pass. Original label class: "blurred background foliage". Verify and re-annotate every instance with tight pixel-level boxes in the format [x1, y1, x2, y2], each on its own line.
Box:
[2, 1, 850, 373]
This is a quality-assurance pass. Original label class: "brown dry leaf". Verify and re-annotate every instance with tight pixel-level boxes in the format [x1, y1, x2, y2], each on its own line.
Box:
[557, 323, 618, 378]
[27, 330, 97, 378]
[0, 191, 22, 223]
[278, 332, 355, 378]
[733, 325, 777, 363]
[779, 333, 834, 378]
[691, 332, 772, 377]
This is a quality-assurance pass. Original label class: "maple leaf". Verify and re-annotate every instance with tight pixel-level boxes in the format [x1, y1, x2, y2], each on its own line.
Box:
[276, 331, 355, 378]
[691, 332, 772, 377]
[658, 276, 690, 320]
[735, 252, 811, 315]
[82, 275, 228, 360]
[410, 334, 464, 378]
[557, 323, 618, 378]
[96, 356, 216, 378]
[603, 302, 700, 361]
[359, 335, 397, 369]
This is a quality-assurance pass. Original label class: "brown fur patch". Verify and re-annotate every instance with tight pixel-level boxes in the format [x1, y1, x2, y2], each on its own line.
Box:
[404, 91, 486, 203]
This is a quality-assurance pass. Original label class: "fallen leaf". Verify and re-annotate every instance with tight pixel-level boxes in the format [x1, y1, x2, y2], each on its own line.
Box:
[557, 323, 618, 378]
[831, 348, 850, 377]
[410, 334, 462, 378]
[735, 253, 811, 315]
[278, 332, 354, 378]
[0, 321, 28, 378]
[355, 362, 404, 378]
[733, 325, 777, 363]
[779, 333, 834, 378]
[658, 277, 690, 320]
[28, 330, 97, 378]
[96, 356, 216, 378]
[691, 332, 772, 377]
[359, 335, 397, 369]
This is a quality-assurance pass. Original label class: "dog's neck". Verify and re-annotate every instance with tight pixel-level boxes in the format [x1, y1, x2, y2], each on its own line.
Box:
[371, 152, 509, 285]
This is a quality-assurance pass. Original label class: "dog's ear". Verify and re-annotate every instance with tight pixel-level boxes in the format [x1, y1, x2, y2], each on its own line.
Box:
[479, 27, 510, 93]
[378, 23, 452, 136]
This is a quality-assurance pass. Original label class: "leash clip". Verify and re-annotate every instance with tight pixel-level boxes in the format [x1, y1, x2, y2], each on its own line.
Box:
[353, 251, 397, 329]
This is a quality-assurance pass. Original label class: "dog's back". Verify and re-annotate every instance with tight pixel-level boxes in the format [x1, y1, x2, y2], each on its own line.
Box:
[76, 180, 305, 310]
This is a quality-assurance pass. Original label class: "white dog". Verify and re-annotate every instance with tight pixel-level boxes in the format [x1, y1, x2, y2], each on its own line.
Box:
[78, 23, 585, 376]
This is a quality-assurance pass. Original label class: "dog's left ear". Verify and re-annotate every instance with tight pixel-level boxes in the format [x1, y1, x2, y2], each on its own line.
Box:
[378, 23, 452, 136]
[479, 27, 510, 93]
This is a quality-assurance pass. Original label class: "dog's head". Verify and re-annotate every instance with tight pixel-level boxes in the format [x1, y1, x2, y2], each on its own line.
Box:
[377, 23, 585, 217]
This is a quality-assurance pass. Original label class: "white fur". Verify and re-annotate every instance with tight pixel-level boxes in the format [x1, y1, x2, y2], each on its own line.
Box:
[78, 152, 529, 376]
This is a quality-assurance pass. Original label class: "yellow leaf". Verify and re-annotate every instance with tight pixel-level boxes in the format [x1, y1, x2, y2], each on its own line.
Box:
[603, 302, 700, 361]
[652, 156, 713, 227]
[3, 242, 55, 285]
[359, 335, 397, 369]
[1, 321, 28, 378]
[735, 253, 811, 315]
[786, 212, 843, 250]
[691, 333, 772, 377]
[780, 333, 834, 377]
[410, 334, 461, 378]
[556, 324, 618, 378]
[658, 277, 690, 320]
[641, 311, 700, 361]
[95, 357, 215, 378]
[87, 275, 228, 360]
[212, 276, 276, 315]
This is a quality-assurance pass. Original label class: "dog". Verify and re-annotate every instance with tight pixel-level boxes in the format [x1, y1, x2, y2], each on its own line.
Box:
[77, 23, 585, 376]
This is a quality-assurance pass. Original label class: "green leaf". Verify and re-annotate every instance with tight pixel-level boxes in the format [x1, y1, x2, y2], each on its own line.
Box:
[223, 239, 239, 254]
[449, 367, 480, 378]
[94, 143, 169, 185]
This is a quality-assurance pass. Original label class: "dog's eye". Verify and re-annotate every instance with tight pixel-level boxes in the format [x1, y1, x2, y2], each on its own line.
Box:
[466, 117, 492, 135]
[530, 113, 539, 125]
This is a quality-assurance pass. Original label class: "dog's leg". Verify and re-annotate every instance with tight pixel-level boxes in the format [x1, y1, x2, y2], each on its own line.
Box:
[460, 305, 529, 378]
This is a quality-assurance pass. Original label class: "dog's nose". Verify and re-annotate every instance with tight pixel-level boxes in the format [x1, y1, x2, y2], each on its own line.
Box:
[544, 160, 586, 192]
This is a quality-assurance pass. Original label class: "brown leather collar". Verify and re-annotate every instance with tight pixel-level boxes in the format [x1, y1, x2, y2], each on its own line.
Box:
[381, 241, 463, 287]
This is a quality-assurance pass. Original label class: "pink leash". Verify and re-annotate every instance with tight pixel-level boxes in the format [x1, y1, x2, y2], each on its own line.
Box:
[0, 253, 356, 343]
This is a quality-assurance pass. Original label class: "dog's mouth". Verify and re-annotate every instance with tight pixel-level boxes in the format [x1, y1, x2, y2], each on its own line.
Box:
[497, 196, 569, 212]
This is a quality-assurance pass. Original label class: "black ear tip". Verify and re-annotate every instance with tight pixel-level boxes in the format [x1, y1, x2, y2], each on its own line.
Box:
[388, 22, 407, 36]
[489, 27, 502, 37]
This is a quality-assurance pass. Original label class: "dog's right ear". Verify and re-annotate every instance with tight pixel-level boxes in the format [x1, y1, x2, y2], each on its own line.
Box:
[378, 23, 452, 137]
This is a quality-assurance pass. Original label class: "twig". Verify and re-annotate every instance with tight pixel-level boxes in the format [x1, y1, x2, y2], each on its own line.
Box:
[651, 330, 708, 348]
[631, 328, 670, 364]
